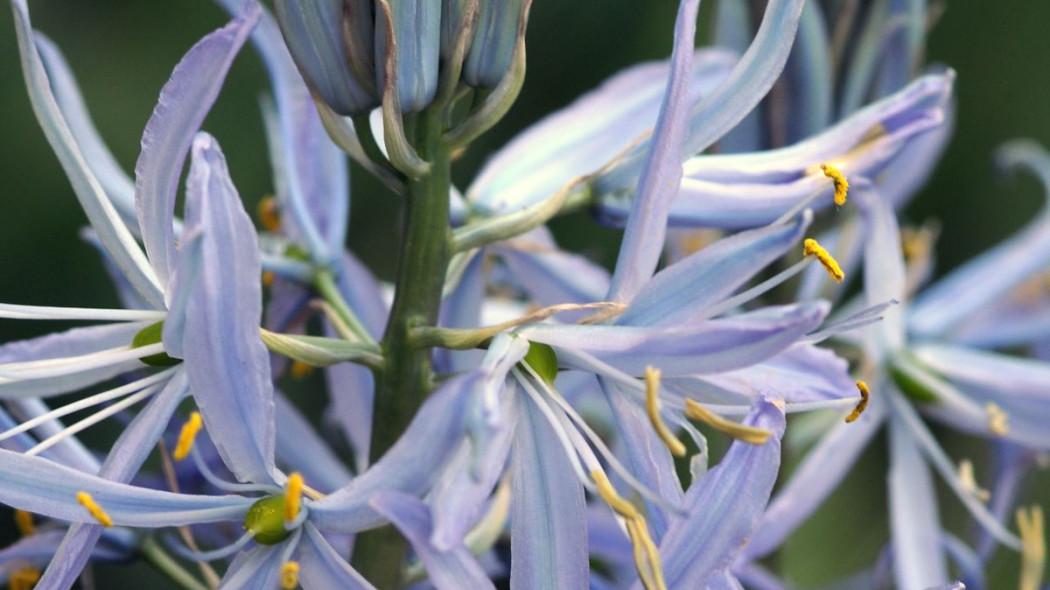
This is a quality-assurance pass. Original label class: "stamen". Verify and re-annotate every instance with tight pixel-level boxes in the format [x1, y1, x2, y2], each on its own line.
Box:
[284, 473, 304, 523]
[262, 271, 276, 287]
[986, 402, 1010, 436]
[258, 196, 282, 232]
[957, 459, 990, 502]
[1017, 505, 1045, 590]
[591, 470, 667, 590]
[845, 380, 870, 423]
[644, 367, 686, 457]
[9, 567, 41, 590]
[14, 509, 34, 536]
[173, 412, 203, 461]
[290, 361, 315, 379]
[684, 399, 772, 445]
[280, 561, 300, 589]
[820, 163, 849, 206]
[803, 238, 845, 283]
[76, 491, 113, 527]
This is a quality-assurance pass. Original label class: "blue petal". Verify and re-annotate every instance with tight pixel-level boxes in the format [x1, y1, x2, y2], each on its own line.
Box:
[9, 0, 164, 308]
[657, 398, 785, 588]
[435, 250, 485, 374]
[856, 183, 907, 353]
[371, 492, 496, 590]
[616, 214, 808, 326]
[275, 391, 353, 492]
[494, 227, 611, 313]
[781, 2, 832, 143]
[702, 342, 855, 404]
[509, 394, 589, 589]
[0, 448, 248, 527]
[322, 323, 376, 473]
[0, 322, 149, 399]
[606, 0, 700, 303]
[180, 134, 277, 485]
[217, 533, 299, 590]
[523, 302, 829, 376]
[134, 5, 259, 291]
[467, 49, 735, 217]
[462, 0, 525, 88]
[888, 414, 949, 588]
[376, 0, 441, 112]
[298, 523, 376, 590]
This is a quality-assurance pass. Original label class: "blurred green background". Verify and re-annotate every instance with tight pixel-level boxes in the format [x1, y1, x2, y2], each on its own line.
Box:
[0, 0, 1047, 588]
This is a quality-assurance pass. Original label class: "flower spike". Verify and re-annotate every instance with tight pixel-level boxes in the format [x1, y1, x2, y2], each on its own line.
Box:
[803, 238, 845, 282]
[845, 380, 870, 423]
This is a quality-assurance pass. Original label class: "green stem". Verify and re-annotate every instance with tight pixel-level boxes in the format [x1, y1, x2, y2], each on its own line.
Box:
[351, 106, 452, 589]
[141, 536, 210, 590]
[314, 268, 375, 344]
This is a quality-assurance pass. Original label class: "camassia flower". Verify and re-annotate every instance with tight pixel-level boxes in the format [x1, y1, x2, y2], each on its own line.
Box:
[742, 147, 1050, 589]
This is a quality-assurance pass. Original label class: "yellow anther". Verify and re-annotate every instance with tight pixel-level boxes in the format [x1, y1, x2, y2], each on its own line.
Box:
[9, 567, 41, 590]
[1017, 505, 1045, 590]
[626, 516, 668, 590]
[280, 561, 300, 589]
[644, 367, 686, 457]
[173, 411, 203, 461]
[284, 473, 304, 523]
[14, 509, 34, 537]
[590, 470, 638, 519]
[290, 360, 315, 379]
[957, 459, 990, 502]
[820, 163, 849, 206]
[803, 238, 845, 283]
[986, 402, 1009, 436]
[262, 271, 276, 287]
[845, 380, 870, 423]
[258, 196, 282, 232]
[76, 491, 113, 527]
[684, 399, 772, 445]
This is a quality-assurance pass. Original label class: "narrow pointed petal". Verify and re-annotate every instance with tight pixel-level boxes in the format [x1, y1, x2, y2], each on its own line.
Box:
[36, 371, 189, 589]
[436, 250, 485, 374]
[308, 372, 479, 532]
[524, 302, 829, 376]
[10, 0, 163, 308]
[298, 524, 376, 590]
[180, 134, 276, 485]
[510, 394, 588, 589]
[371, 492, 497, 590]
[617, 214, 809, 326]
[34, 36, 136, 224]
[910, 141, 1050, 339]
[322, 326, 375, 473]
[467, 49, 735, 217]
[0, 322, 149, 399]
[162, 229, 203, 359]
[217, 537, 297, 590]
[0, 448, 247, 527]
[888, 414, 949, 589]
[336, 252, 389, 338]
[703, 342, 855, 404]
[606, 0, 700, 303]
[134, 5, 259, 289]
[657, 399, 785, 588]
[781, 2, 832, 143]
[494, 226, 611, 310]
[745, 391, 886, 559]
[856, 184, 907, 352]
[275, 392, 353, 493]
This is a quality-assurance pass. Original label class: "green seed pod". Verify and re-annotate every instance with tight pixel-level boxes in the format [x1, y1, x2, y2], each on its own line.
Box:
[131, 321, 180, 367]
[521, 341, 558, 385]
[243, 495, 292, 546]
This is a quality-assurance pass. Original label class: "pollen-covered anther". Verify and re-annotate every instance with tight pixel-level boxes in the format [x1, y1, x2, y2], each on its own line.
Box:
[9, 567, 41, 590]
[1016, 505, 1045, 590]
[14, 509, 34, 536]
[986, 402, 1009, 436]
[590, 470, 667, 590]
[285, 472, 304, 523]
[262, 271, 276, 287]
[684, 399, 772, 445]
[803, 238, 845, 283]
[644, 367, 686, 457]
[281, 561, 300, 589]
[820, 163, 849, 206]
[76, 491, 113, 527]
[173, 411, 203, 461]
[958, 459, 991, 502]
[845, 380, 870, 423]
[290, 360, 316, 379]
[258, 196, 282, 232]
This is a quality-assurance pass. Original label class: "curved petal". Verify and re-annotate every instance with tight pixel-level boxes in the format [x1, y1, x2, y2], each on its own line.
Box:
[702, 342, 855, 404]
[371, 492, 496, 590]
[298, 524, 375, 590]
[134, 5, 260, 290]
[217, 534, 297, 590]
[275, 391, 353, 493]
[180, 134, 276, 485]
[494, 226, 611, 311]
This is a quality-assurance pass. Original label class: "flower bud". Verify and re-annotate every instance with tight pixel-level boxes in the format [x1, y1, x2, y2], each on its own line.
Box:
[462, 0, 526, 88]
[376, 0, 442, 113]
